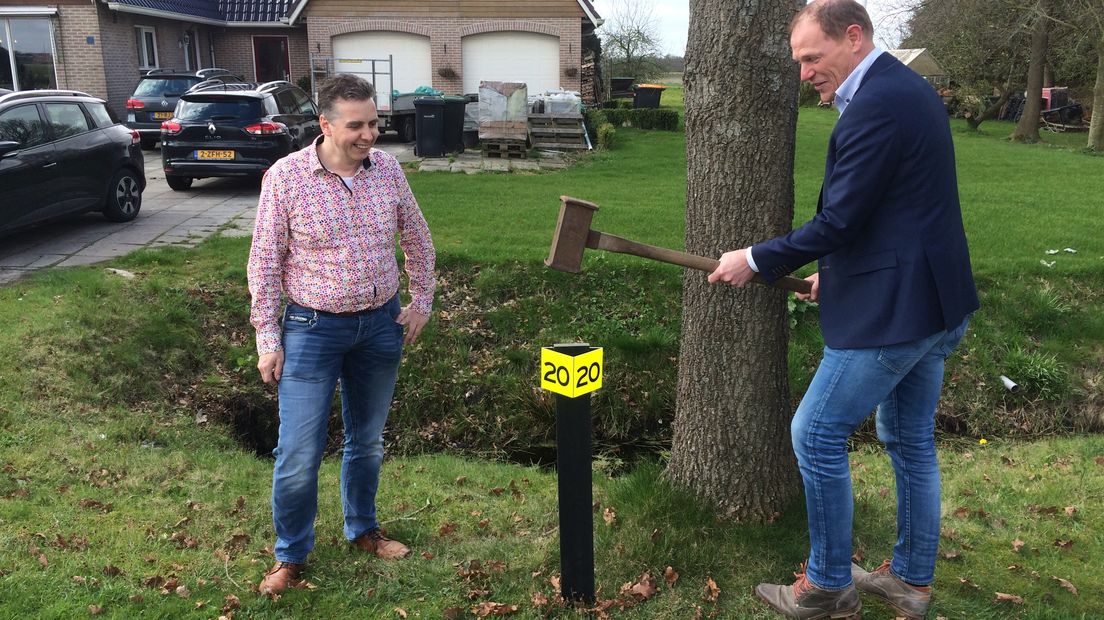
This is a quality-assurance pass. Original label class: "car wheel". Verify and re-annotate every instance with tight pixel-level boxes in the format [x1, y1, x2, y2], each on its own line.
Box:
[103, 168, 143, 222]
[166, 175, 193, 191]
[140, 137, 157, 150]
[400, 118, 416, 143]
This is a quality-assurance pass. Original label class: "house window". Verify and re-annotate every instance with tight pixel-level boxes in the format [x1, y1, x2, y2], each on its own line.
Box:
[135, 26, 158, 69]
[1, 17, 58, 91]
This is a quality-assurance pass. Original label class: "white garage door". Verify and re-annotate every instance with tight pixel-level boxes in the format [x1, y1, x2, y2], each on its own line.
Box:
[462, 31, 560, 95]
[332, 31, 432, 107]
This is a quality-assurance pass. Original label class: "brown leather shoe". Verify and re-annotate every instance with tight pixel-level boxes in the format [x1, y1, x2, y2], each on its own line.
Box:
[754, 562, 862, 619]
[351, 528, 411, 559]
[259, 561, 304, 595]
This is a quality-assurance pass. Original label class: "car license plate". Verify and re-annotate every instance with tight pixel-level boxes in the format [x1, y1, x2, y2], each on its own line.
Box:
[153, 112, 173, 119]
[196, 150, 235, 160]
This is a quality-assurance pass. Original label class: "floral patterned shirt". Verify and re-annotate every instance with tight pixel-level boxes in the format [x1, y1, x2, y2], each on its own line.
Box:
[247, 136, 436, 355]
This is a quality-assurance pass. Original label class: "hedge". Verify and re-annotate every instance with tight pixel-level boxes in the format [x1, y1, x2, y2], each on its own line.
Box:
[603, 108, 681, 131]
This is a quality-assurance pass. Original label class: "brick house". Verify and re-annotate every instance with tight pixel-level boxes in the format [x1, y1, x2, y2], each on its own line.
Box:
[0, 0, 601, 117]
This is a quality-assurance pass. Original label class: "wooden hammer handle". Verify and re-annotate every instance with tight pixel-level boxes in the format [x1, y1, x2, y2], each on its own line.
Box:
[587, 230, 813, 295]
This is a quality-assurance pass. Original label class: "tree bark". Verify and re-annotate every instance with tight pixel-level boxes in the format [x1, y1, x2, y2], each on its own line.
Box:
[666, 0, 802, 521]
[1089, 31, 1104, 150]
[1011, 3, 1051, 143]
[966, 86, 1011, 131]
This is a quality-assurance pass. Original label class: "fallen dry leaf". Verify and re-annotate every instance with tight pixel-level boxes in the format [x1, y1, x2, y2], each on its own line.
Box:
[88, 605, 104, 615]
[176, 585, 191, 598]
[1052, 576, 1078, 596]
[603, 507, 617, 526]
[454, 476, 468, 486]
[664, 566, 679, 587]
[221, 594, 241, 612]
[703, 576, 720, 602]
[994, 592, 1024, 604]
[650, 528, 661, 542]
[490, 487, 505, 495]
[443, 607, 464, 619]
[471, 601, 519, 617]
[626, 572, 657, 600]
[1054, 539, 1074, 549]
[958, 578, 980, 590]
[1064, 506, 1078, 516]
[531, 591, 550, 606]
[438, 523, 458, 538]
[394, 608, 408, 618]
[1012, 539, 1024, 552]
[941, 549, 962, 560]
[421, 551, 435, 560]
[75, 494, 112, 509]
[102, 565, 122, 577]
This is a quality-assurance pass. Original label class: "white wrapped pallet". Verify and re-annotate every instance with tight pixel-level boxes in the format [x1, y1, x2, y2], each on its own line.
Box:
[478, 81, 528, 141]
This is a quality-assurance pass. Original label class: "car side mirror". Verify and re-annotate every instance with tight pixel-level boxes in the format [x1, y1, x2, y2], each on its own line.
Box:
[0, 141, 20, 157]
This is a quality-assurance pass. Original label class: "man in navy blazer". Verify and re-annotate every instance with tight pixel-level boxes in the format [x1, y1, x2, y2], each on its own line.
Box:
[709, 1, 979, 618]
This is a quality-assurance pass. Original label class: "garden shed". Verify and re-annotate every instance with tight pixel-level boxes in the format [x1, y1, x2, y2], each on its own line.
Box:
[887, 48, 948, 87]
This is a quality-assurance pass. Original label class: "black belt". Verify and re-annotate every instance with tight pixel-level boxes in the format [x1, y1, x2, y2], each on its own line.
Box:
[289, 302, 376, 318]
[320, 306, 376, 317]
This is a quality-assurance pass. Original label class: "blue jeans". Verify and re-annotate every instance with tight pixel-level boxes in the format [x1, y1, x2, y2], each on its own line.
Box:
[792, 317, 969, 590]
[271, 296, 404, 564]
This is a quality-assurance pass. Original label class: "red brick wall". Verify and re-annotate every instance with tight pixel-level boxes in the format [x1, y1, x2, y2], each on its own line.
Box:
[209, 29, 310, 86]
[306, 17, 582, 95]
[52, 6, 107, 102]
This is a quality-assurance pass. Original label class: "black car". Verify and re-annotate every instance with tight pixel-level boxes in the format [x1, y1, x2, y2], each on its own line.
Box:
[126, 68, 243, 149]
[0, 90, 145, 236]
[160, 80, 321, 191]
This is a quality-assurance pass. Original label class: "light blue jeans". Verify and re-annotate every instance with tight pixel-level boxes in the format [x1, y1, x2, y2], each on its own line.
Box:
[792, 317, 969, 590]
[271, 296, 404, 564]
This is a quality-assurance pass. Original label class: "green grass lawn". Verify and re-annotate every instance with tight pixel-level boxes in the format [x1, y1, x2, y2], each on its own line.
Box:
[1, 87, 1103, 618]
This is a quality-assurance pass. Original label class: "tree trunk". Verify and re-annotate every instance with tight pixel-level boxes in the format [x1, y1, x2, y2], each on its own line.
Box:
[1089, 31, 1104, 151]
[1011, 3, 1050, 143]
[966, 87, 1011, 131]
[666, 0, 802, 521]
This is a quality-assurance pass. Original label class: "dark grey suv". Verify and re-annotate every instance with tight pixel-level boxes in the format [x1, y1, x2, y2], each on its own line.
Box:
[126, 68, 242, 149]
[0, 90, 145, 236]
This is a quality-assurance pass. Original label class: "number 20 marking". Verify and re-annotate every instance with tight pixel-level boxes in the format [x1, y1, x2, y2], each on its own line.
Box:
[576, 361, 601, 388]
[543, 362, 570, 386]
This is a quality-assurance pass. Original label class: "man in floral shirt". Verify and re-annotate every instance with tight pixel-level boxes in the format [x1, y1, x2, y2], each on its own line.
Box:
[247, 74, 436, 595]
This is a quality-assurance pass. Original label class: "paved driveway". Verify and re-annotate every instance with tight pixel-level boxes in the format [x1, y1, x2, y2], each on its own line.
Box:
[0, 138, 417, 286]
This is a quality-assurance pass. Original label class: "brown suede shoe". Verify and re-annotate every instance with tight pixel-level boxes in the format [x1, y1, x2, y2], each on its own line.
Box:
[259, 561, 303, 595]
[351, 528, 411, 559]
[754, 563, 862, 619]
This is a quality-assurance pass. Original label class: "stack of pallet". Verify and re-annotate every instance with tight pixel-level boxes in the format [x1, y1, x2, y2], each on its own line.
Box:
[528, 113, 587, 150]
[479, 81, 528, 158]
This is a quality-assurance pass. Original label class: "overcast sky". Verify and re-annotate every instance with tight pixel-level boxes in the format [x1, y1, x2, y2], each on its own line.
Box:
[603, 0, 912, 57]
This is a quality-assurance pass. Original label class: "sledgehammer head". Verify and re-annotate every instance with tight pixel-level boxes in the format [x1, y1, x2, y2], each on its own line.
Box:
[545, 196, 600, 273]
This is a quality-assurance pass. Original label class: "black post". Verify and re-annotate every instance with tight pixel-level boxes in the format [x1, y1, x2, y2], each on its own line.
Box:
[553, 343, 595, 604]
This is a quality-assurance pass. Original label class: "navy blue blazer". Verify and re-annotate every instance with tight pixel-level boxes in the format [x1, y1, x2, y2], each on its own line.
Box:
[752, 53, 979, 349]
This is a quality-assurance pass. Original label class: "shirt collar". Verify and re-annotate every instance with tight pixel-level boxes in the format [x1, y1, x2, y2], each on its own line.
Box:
[308, 134, 373, 176]
[834, 47, 883, 117]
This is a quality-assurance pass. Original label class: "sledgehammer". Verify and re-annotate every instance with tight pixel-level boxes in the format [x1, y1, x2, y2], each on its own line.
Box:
[545, 196, 813, 295]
